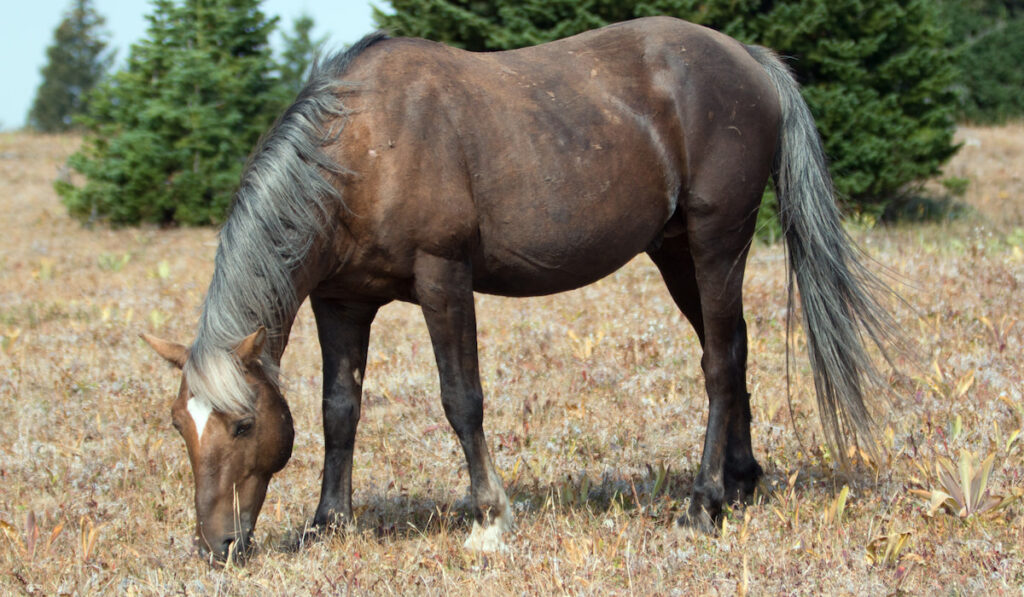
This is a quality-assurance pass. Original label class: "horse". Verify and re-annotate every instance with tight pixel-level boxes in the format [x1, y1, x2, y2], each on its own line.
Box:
[142, 16, 898, 563]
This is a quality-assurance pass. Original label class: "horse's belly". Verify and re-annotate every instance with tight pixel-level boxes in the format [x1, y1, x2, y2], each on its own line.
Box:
[471, 210, 662, 297]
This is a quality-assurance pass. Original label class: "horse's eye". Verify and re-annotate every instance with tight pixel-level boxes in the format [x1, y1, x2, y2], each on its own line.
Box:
[232, 419, 254, 438]
[172, 420, 183, 433]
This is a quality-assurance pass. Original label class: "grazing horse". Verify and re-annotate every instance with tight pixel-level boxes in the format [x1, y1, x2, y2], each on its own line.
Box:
[142, 16, 896, 563]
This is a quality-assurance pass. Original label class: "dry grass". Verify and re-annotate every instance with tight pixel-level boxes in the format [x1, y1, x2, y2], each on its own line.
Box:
[946, 124, 1024, 226]
[1, 127, 1023, 595]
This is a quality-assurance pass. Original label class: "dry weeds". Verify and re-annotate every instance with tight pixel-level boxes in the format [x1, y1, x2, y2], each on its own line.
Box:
[1, 127, 1022, 595]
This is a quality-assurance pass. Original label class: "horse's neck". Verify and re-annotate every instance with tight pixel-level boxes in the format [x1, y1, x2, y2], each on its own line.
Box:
[263, 247, 332, 364]
[199, 245, 327, 370]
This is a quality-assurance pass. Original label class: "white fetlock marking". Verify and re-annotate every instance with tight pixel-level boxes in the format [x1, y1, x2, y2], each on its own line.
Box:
[463, 501, 514, 553]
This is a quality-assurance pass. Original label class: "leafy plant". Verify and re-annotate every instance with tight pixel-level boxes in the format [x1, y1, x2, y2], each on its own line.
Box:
[97, 252, 130, 271]
[154, 259, 171, 280]
[823, 484, 850, 525]
[941, 176, 970, 197]
[864, 530, 912, 566]
[998, 394, 1023, 454]
[909, 450, 1022, 519]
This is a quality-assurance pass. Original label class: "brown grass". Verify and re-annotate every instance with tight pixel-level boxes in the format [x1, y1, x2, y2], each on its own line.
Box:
[947, 124, 1024, 226]
[1, 127, 1022, 595]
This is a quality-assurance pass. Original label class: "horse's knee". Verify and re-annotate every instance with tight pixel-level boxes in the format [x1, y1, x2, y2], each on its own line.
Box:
[441, 393, 483, 437]
[323, 394, 359, 429]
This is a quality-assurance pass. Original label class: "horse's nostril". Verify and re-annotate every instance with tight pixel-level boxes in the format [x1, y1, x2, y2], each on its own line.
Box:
[218, 533, 253, 563]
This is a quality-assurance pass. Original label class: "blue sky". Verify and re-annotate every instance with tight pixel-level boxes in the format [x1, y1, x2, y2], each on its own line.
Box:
[0, 0, 381, 130]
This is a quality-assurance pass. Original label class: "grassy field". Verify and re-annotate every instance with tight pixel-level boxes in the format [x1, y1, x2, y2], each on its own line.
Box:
[1, 126, 1022, 595]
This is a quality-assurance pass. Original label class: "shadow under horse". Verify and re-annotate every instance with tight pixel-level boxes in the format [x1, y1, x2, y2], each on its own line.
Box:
[142, 16, 898, 563]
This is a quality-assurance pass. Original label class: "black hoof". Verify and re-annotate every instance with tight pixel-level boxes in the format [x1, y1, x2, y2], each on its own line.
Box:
[283, 514, 354, 552]
[724, 459, 763, 503]
[676, 506, 720, 535]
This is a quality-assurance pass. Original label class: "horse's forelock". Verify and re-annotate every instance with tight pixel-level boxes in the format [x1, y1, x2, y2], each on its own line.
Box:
[183, 347, 254, 415]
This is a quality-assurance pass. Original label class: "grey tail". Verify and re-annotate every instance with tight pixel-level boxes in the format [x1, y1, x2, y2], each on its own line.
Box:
[745, 45, 902, 466]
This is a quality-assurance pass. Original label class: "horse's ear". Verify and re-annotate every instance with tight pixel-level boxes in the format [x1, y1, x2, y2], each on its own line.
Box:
[234, 327, 266, 366]
[141, 334, 187, 369]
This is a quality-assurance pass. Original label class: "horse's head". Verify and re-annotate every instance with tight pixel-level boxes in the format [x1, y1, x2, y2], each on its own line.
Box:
[141, 328, 293, 564]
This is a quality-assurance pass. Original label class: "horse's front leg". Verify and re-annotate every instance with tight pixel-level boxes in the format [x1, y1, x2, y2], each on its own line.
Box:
[414, 253, 513, 552]
[310, 297, 378, 530]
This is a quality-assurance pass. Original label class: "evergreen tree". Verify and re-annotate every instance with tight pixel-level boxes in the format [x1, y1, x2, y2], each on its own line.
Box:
[943, 0, 1024, 123]
[58, 0, 281, 225]
[278, 14, 327, 97]
[376, 0, 959, 213]
[28, 0, 113, 132]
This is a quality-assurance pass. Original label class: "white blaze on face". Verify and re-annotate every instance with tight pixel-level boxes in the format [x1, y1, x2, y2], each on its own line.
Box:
[187, 397, 213, 442]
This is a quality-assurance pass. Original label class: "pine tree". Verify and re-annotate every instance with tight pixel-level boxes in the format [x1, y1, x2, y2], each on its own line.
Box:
[376, 0, 959, 213]
[58, 0, 282, 225]
[944, 0, 1024, 123]
[28, 0, 113, 132]
[278, 14, 327, 97]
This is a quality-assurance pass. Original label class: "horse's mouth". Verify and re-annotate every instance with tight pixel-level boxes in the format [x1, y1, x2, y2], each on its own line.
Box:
[197, 531, 255, 566]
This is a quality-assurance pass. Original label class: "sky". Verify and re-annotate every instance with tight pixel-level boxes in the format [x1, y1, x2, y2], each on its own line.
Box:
[0, 0, 381, 130]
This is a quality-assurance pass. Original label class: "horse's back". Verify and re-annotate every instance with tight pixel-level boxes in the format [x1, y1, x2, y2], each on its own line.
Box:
[332, 18, 779, 298]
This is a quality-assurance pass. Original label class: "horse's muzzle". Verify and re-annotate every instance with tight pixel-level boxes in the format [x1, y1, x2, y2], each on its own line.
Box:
[197, 530, 254, 565]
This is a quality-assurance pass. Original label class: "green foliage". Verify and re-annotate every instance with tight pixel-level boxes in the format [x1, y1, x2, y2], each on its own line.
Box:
[28, 0, 113, 132]
[58, 0, 282, 226]
[944, 0, 1024, 123]
[278, 14, 327, 97]
[376, 0, 960, 213]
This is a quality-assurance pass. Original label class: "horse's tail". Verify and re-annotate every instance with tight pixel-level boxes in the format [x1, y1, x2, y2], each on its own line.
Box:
[745, 45, 901, 465]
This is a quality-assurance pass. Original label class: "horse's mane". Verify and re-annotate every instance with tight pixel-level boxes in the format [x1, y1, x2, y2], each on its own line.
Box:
[185, 32, 389, 414]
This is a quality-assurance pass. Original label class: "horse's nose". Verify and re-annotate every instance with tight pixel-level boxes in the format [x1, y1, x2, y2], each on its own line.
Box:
[218, 531, 253, 564]
[196, 531, 253, 565]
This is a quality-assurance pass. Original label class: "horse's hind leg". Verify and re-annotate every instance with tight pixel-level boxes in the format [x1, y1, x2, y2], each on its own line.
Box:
[649, 236, 762, 527]
[311, 298, 379, 531]
[686, 233, 756, 531]
[414, 253, 512, 551]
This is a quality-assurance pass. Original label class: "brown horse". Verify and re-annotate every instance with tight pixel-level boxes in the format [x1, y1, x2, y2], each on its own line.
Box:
[143, 16, 896, 563]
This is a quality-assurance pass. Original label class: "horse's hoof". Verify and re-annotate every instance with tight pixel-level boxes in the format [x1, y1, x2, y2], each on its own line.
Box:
[463, 503, 514, 553]
[724, 458, 764, 503]
[676, 507, 720, 536]
[287, 517, 355, 552]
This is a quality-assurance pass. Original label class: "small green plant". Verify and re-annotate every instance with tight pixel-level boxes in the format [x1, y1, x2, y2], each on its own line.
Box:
[554, 473, 592, 509]
[823, 484, 850, 525]
[910, 450, 1021, 520]
[941, 176, 970, 198]
[97, 252, 130, 271]
[1, 327, 20, 352]
[148, 309, 168, 329]
[35, 258, 55, 280]
[154, 260, 171, 279]
[998, 394, 1023, 454]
